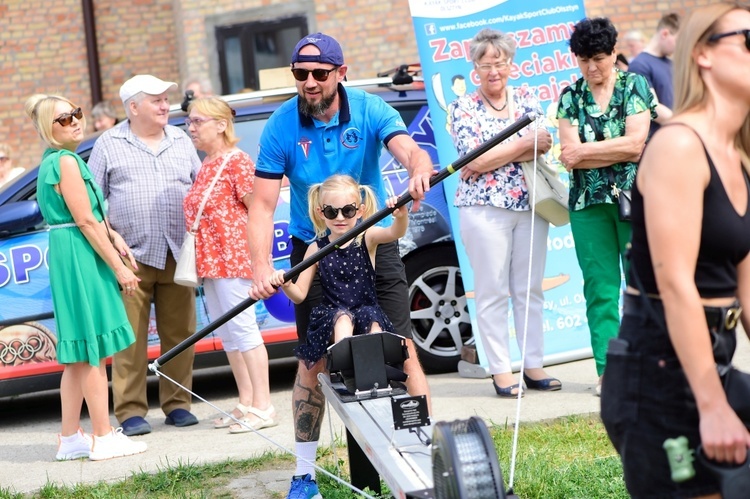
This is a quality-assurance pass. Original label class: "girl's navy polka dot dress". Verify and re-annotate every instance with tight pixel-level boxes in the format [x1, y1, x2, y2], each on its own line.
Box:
[295, 235, 394, 365]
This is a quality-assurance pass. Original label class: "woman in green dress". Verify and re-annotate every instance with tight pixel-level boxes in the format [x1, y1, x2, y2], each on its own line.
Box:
[556, 18, 656, 396]
[25, 94, 147, 461]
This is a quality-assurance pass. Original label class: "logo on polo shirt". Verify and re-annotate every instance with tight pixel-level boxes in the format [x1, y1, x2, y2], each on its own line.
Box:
[341, 127, 363, 149]
[298, 137, 312, 159]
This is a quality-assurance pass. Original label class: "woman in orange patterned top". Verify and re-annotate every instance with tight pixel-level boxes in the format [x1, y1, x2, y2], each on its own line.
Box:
[183, 97, 276, 433]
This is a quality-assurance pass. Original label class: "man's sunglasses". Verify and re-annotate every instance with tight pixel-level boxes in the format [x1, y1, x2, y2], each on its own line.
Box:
[291, 67, 339, 82]
[321, 203, 358, 220]
[708, 29, 750, 51]
[53, 107, 83, 127]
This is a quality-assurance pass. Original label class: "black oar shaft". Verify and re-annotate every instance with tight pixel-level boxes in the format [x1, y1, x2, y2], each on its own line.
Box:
[150, 112, 536, 371]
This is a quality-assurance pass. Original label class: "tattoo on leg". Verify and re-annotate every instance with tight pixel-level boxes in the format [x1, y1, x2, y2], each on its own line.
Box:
[293, 372, 326, 442]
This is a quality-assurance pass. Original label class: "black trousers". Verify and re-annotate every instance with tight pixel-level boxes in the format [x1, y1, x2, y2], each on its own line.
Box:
[600, 294, 739, 498]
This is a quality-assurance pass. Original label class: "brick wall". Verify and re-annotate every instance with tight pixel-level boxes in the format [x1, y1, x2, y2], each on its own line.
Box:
[172, 0, 417, 89]
[1, 0, 90, 171]
[314, 0, 419, 79]
[175, 0, 268, 92]
[93, 0, 180, 123]
[0, 0, 720, 171]
[585, 0, 715, 55]
[1, 0, 181, 172]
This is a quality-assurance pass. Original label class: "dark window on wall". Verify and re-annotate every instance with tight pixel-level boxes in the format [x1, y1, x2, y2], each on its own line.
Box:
[216, 16, 308, 94]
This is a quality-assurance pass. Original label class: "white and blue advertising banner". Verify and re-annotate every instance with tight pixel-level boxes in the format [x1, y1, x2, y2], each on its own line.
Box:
[408, 0, 591, 372]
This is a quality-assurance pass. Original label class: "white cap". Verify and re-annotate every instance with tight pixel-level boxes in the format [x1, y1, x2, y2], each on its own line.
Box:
[119, 75, 178, 104]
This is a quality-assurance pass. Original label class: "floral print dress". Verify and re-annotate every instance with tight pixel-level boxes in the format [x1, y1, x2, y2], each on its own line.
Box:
[183, 151, 255, 279]
[447, 86, 545, 210]
[556, 70, 656, 211]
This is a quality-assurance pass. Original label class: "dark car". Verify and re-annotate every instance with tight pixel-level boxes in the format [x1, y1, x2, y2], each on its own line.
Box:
[0, 74, 471, 397]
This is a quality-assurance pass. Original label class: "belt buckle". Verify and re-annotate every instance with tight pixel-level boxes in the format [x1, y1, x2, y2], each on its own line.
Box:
[725, 307, 742, 330]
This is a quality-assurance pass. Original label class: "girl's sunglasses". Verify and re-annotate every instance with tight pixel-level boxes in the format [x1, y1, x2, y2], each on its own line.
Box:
[291, 67, 338, 82]
[708, 29, 750, 51]
[53, 107, 83, 127]
[321, 203, 358, 220]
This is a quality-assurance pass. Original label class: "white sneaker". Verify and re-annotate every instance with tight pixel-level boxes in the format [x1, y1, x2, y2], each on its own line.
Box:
[55, 428, 92, 460]
[89, 427, 147, 461]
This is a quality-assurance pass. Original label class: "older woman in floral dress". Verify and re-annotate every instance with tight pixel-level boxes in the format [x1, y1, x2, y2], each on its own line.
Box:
[183, 97, 276, 433]
[448, 28, 559, 398]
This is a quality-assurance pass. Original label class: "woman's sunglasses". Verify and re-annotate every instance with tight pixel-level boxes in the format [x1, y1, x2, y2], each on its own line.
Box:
[708, 29, 750, 51]
[53, 107, 83, 127]
[321, 203, 358, 220]
[291, 67, 339, 82]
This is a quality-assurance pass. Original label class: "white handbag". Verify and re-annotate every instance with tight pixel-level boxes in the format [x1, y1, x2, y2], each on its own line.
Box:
[174, 232, 199, 287]
[521, 156, 570, 227]
[504, 86, 569, 227]
[174, 151, 238, 287]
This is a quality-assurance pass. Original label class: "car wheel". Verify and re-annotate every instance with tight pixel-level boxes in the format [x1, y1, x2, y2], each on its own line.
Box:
[406, 246, 472, 373]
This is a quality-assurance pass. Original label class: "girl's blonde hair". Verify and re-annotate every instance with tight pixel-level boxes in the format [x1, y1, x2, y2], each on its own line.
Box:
[187, 97, 240, 147]
[308, 174, 379, 239]
[673, 2, 750, 160]
[24, 94, 87, 149]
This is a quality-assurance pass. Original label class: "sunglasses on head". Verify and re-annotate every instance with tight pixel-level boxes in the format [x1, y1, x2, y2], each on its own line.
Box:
[53, 107, 83, 127]
[708, 29, 750, 51]
[321, 203, 358, 220]
[291, 67, 339, 82]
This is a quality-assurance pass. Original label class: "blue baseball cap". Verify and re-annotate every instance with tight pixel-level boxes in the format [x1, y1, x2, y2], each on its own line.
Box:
[291, 33, 344, 66]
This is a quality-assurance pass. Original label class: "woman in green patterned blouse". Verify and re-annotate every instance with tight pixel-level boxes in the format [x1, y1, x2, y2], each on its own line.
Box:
[556, 17, 656, 396]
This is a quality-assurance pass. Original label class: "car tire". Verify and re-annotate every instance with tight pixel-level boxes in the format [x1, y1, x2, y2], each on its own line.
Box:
[405, 245, 472, 373]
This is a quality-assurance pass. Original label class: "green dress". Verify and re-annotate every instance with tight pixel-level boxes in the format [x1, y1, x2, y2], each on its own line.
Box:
[36, 148, 134, 366]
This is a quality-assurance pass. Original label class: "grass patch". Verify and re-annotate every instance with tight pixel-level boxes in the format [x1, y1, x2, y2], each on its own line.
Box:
[0, 452, 294, 499]
[0, 414, 626, 498]
[492, 414, 627, 499]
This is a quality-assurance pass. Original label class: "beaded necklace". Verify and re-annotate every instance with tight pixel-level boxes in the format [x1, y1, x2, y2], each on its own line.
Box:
[479, 89, 508, 112]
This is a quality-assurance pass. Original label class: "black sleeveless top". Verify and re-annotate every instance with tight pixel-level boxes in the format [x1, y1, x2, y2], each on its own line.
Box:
[629, 124, 750, 298]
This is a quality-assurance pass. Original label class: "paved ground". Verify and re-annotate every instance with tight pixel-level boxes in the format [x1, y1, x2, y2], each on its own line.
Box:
[2, 334, 749, 497]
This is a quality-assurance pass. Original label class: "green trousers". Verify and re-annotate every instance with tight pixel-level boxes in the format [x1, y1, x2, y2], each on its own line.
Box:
[570, 203, 631, 376]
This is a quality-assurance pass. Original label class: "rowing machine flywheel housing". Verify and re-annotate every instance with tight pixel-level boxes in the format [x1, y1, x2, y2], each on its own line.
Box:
[432, 416, 506, 499]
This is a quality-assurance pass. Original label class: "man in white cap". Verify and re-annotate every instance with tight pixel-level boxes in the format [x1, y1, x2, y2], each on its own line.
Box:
[89, 74, 202, 436]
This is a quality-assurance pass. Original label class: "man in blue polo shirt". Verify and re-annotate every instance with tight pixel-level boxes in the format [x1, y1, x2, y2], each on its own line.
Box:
[248, 33, 433, 499]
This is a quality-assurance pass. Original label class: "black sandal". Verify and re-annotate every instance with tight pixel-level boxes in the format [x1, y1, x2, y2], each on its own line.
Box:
[492, 380, 524, 398]
[522, 374, 562, 391]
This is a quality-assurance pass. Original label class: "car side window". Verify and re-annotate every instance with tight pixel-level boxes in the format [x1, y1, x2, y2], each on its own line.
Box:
[235, 116, 269, 163]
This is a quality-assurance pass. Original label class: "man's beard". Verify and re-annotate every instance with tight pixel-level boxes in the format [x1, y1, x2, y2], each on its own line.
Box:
[298, 88, 337, 117]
